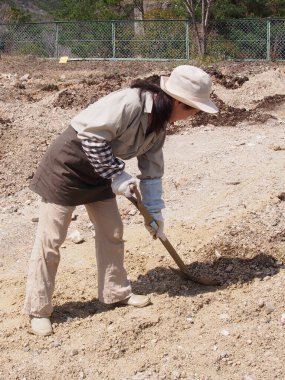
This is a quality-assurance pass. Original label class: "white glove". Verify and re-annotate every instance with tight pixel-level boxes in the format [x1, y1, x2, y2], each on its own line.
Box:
[145, 211, 166, 241]
[111, 171, 138, 198]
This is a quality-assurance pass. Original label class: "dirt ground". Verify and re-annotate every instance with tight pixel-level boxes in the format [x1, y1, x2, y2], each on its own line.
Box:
[1, 55, 285, 380]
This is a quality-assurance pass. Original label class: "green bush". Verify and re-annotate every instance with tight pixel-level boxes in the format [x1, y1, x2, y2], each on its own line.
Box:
[16, 42, 48, 57]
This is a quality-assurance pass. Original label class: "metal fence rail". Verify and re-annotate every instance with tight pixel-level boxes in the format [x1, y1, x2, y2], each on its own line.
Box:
[0, 18, 284, 61]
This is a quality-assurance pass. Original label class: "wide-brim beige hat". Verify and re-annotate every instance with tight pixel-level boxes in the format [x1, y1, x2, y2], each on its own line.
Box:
[160, 65, 218, 114]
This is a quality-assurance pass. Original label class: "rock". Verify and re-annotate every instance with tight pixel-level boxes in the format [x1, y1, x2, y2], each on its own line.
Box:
[225, 181, 241, 185]
[186, 314, 194, 323]
[71, 213, 78, 221]
[220, 329, 230, 336]
[220, 313, 230, 320]
[20, 74, 30, 81]
[7, 206, 18, 213]
[171, 370, 181, 380]
[277, 192, 285, 201]
[71, 349, 79, 356]
[265, 303, 275, 314]
[31, 217, 39, 222]
[244, 375, 254, 380]
[270, 144, 285, 151]
[68, 230, 85, 244]
[225, 264, 233, 273]
[215, 249, 222, 258]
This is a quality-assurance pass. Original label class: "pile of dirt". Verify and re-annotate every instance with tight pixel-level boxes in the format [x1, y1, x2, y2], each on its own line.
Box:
[191, 94, 275, 127]
[213, 66, 285, 109]
[217, 60, 281, 77]
[254, 94, 285, 111]
[207, 68, 249, 89]
[53, 74, 127, 109]
[167, 93, 276, 135]
[188, 253, 280, 287]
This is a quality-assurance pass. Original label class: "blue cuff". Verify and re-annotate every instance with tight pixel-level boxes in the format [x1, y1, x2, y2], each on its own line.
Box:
[139, 178, 165, 214]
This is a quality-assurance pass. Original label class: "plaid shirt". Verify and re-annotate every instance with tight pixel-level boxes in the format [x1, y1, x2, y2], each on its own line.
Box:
[81, 136, 125, 179]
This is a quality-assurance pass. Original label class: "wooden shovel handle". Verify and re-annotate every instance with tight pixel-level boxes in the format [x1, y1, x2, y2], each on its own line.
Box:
[126, 184, 189, 274]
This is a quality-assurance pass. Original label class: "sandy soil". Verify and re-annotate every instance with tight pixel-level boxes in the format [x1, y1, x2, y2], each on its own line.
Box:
[0, 56, 285, 380]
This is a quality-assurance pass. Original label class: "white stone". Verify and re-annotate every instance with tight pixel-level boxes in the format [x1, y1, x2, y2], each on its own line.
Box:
[220, 329, 230, 336]
[20, 74, 30, 81]
[68, 230, 85, 244]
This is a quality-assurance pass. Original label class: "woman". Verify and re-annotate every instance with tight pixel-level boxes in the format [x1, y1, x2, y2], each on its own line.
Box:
[23, 65, 218, 336]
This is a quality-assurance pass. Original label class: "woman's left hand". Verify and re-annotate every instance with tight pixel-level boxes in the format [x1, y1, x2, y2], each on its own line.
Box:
[111, 171, 138, 197]
[145, 211, 166, 241]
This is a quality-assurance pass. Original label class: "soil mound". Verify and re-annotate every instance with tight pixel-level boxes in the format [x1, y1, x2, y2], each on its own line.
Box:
[213, 67, 285, 109]
[254, 94, 285, 111]
[207, 68, 249, 89]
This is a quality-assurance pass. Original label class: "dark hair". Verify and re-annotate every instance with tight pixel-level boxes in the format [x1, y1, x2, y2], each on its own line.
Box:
[130, 79, 174, 134]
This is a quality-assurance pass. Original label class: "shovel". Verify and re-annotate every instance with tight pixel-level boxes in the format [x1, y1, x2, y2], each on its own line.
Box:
[126, 185, 220, 286]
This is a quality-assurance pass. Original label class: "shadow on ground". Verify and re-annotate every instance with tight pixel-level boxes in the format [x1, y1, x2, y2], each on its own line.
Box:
[52, 253, 280, 324]
[52, 298, 112, 324]
[132, 253, 280, 296]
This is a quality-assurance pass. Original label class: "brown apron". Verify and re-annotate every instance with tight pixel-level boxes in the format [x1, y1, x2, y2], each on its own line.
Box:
[30, 126, 115, 206]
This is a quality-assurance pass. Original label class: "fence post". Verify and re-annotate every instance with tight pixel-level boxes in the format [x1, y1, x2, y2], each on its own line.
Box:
[185, 20, 190, 60]
[55, 22, 59, 59]
[266, 18, 271, 61]
[112, 21, 116, 59]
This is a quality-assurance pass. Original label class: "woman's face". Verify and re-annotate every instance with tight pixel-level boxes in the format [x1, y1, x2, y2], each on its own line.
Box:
[169, 100, 200, 123]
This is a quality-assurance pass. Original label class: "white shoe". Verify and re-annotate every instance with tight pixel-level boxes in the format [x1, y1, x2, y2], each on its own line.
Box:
[118, 294, 151, 308]
[30, 317, 53, 336]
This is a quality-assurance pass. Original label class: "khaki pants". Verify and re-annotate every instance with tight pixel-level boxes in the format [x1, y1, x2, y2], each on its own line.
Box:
[23, 198, 132, 317]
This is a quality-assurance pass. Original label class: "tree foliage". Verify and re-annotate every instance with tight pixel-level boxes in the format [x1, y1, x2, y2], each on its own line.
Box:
[160, 0, 285, 19]
[0, 4, 32, 23]
[1, 0, 284, 23]
[212, 0, 285, 19]
[164, 0, 285, 56]
[55, 0, 132, 21]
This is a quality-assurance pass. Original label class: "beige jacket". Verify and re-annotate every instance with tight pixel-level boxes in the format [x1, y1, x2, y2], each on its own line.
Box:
[71, 88, 166, 179]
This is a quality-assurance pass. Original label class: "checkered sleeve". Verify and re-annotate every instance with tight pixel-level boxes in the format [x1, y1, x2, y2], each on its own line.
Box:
[81, 137, 125, 179]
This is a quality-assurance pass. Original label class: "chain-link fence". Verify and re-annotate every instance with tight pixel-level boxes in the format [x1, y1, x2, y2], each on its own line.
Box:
[208, 18, 285, 60]
[0, 18, 284, 61]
